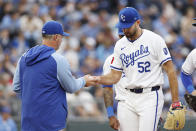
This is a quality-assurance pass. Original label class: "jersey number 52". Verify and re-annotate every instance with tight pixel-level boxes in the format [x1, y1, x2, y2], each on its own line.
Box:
[138, 61, 151, 73]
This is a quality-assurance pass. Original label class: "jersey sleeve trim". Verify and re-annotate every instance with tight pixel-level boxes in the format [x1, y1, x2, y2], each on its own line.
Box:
[160, 57, 172, 65]
[181, 69, 192, 75]
[110, 65, 123, 71]
[102, 85, 113, 88]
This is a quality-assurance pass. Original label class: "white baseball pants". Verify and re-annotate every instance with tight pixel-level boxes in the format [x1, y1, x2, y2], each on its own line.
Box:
[117, 89, 164, 131]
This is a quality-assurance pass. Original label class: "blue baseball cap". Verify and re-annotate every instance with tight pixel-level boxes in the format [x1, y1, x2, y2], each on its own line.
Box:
[118, 27, 124, 35]
[116, 7, 140, 29]
[42, 21, 69, 36]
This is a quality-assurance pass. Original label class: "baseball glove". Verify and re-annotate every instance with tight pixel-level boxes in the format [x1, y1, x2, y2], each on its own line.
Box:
[163, 102, 186, 130]
[184, 93, 196, 112]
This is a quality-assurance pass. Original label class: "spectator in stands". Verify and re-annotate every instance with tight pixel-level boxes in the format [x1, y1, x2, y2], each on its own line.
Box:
[0, 106, 17, 131]
[67, 89, 102, 118]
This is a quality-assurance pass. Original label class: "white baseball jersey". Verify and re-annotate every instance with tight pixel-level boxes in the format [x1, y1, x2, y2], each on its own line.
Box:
[103, 54, 128, 100]
[182, 49, 196, 75]
[111, 29, 171, 89]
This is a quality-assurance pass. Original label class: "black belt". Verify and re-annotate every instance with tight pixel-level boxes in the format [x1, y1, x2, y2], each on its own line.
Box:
[125, 86, 160, 94]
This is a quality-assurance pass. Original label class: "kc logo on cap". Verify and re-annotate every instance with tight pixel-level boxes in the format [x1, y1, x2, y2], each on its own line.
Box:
[116, 7, 140, 29]
[121, 14, 126, 22]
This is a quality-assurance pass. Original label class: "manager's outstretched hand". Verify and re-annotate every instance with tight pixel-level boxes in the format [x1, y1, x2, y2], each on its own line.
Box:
[83, 75, 99, 87]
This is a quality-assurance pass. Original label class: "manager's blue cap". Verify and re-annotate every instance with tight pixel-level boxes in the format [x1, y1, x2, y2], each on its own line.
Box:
[42, 21, 69, 36]
[116, 7, 140, 29]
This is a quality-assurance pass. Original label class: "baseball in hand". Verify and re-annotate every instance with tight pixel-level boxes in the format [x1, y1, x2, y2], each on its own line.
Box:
[88, 76, 94, 80]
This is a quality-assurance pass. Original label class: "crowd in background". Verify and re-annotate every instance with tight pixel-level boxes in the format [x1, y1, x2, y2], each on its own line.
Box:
[0, 0, 195, 130]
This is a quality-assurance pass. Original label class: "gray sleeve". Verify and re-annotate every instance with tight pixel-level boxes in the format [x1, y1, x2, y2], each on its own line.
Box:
[52, 53, 86, 93]
[13, 58, 21, 94]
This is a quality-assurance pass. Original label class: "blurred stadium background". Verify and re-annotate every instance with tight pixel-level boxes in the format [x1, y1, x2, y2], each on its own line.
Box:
[0, 0, 195, 130]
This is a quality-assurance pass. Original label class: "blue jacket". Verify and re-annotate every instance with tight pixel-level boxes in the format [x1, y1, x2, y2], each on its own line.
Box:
[13, 45, 85, 131]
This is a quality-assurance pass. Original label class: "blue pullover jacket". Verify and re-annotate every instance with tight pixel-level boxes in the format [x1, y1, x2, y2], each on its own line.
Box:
[13, 45, 85, 131]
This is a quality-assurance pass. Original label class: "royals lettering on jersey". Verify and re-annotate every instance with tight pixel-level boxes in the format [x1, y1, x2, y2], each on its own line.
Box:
[120, 44, 150, 68]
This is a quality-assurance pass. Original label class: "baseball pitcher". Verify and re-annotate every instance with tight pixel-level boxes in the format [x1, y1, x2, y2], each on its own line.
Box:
[94, 7, 185, 131]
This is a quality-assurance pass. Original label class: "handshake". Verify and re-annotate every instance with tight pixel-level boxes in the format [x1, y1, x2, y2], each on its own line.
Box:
[83, 74, 101, 87]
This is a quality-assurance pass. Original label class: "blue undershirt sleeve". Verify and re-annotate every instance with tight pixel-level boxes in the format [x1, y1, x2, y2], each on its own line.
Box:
[52, 53, 86, 93]
[180, 71, 195, 93]
[13, 58, 21, 96]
